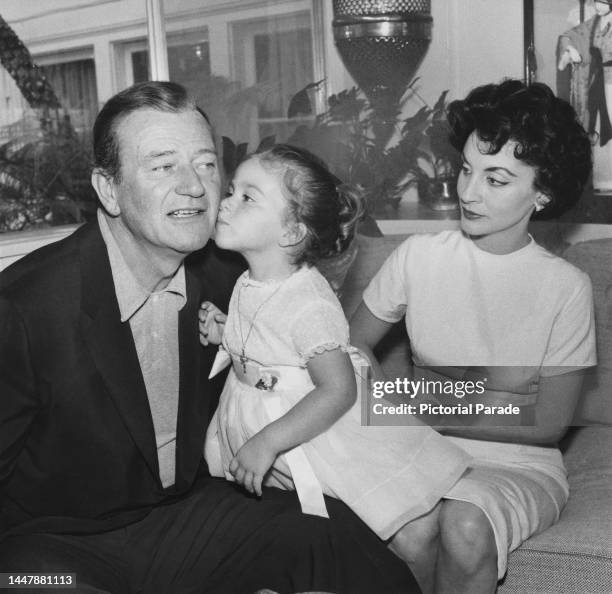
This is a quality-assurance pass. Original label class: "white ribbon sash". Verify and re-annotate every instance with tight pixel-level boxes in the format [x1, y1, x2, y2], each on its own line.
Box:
[209, 347, 329, 518]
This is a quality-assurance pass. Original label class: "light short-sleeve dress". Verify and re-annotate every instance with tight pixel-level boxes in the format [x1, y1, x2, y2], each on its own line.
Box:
[205, 266, 471, 540]
[362, 230, 597, 577]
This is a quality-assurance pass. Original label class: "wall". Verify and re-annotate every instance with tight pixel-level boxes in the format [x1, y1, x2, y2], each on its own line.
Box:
[1, 0, 525, 110]
[322, 0, 524, 110]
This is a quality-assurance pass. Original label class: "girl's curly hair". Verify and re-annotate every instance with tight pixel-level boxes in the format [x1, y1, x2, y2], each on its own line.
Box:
[253, 144, 364, 266]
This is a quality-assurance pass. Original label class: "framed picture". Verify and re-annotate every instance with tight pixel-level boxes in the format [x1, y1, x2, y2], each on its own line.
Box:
[527, 0, 612, 197]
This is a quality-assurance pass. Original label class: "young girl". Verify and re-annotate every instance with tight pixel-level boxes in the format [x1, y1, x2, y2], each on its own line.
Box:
[200, 144, 471, 550]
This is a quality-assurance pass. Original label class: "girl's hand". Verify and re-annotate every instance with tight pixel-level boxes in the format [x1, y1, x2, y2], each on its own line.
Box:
[229, 433, 277, 497]
[199, 301, 227, 346]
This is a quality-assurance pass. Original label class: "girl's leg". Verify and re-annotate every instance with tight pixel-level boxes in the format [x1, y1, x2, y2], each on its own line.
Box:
[388, 503, 442, 594]
[435, 500, 497, 594]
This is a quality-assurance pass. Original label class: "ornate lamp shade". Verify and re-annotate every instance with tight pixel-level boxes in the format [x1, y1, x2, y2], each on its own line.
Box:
[333, 0, 432, 118]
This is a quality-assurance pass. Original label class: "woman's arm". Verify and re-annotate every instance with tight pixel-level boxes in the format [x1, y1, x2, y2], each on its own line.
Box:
[349, 301, 394, 380]
[440, 370, 586, 445]
[229, 348, 356, 495]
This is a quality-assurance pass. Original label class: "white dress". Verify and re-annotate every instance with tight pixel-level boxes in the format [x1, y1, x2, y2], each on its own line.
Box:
[363, 230, 597, 576]
[205, 266, 471, 540]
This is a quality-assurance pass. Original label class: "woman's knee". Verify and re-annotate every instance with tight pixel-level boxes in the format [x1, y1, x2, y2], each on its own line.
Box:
[439, 500, 496, 567]
[389, 504, 441, 563]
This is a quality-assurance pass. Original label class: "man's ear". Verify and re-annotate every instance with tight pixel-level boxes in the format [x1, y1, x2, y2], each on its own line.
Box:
[91, 169, 120, 216]
[534, 192, 551, 212]
[280, 222, 307, 248]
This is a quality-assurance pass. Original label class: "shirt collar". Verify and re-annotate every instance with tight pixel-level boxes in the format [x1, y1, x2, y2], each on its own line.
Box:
[97, 209, 187, 322]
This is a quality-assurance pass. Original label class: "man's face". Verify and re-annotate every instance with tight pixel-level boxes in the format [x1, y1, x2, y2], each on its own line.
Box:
[107, 108, 220, 262]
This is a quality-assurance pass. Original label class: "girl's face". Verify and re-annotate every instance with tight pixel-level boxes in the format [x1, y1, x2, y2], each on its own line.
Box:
[457, 132, 547, 253]
[214, 158, 292, 257]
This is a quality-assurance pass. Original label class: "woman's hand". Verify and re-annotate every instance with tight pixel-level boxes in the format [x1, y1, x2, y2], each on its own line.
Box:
[229, 433, 277, 496]
[199, 301, 227, 346]
[440, 370, 586, 445]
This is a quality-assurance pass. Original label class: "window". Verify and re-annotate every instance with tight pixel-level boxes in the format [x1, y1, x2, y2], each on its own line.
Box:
[0, 0, 324, 236]
[124, 5, 318, 149]
[129, 33, 212, 91]
[36, 50, 98, 132]
[232, 12, 315, 145]
[0, 45, 99, 232]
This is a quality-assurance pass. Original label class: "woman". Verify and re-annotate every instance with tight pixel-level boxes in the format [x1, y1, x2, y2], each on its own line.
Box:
[350, 79, 596, 593]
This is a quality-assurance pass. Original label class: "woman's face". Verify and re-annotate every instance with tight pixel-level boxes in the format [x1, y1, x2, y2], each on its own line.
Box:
[457, 132, 548, 254]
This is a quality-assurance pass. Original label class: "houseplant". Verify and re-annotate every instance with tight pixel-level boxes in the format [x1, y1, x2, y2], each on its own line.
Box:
[0, 121, 97, 232]
[412, 90, 461, 211]
[218, 81, 459, 235]
[284, 82, 460, 227]
[0, 13, 97, 232]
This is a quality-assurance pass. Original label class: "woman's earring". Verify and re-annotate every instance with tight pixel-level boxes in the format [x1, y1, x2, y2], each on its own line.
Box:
[534, 195, 550, 212]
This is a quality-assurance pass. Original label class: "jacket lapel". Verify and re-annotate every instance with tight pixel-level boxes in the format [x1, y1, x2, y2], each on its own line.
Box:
[174, 244, 245, 487]
[78, 222, 160, 482]
[175, 264, 226, 488]
[174, 268, 203, 488]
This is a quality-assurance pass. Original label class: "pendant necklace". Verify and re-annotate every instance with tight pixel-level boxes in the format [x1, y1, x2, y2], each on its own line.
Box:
[237, 278, 284, 373]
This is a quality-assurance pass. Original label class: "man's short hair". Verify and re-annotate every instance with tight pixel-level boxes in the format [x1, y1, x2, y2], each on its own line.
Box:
[93, 81, 211, 182]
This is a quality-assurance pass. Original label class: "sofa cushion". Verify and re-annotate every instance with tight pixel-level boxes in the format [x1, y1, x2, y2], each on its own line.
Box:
[340, 235, 412, 378]
[499, 426, 612, 593]
[563, 239, 612, 425]
[340, 234, 406, 318]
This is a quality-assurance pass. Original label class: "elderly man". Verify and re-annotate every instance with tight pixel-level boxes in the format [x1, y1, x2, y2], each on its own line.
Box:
[0, 82, 416, 593]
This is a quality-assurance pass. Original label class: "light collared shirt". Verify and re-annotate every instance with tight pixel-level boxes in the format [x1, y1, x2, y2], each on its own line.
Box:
[98, 210, 186, 488]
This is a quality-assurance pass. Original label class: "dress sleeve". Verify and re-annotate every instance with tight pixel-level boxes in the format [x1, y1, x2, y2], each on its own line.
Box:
[290, 300, 350, 362]
[541, 275, 597, 376]
[362, 239, 410, 323]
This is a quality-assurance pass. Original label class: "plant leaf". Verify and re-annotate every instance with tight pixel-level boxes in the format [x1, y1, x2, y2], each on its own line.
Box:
[256, 135, 276, 152]
[287, 80, 325, 119]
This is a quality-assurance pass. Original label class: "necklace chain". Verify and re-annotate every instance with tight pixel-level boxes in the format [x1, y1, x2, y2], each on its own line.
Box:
[236, 278, 284, 373]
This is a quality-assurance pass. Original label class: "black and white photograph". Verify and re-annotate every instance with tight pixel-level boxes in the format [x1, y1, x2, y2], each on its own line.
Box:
[531, 0, 612, 215]
[0, 1, 610, 593]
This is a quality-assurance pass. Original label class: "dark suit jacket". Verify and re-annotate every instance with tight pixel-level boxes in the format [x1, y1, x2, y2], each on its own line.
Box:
[0, 220, 242, 536]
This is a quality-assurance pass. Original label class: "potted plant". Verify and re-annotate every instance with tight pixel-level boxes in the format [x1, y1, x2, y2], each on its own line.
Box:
[218, 81, 460, 234]
[0, 121, 97, 232]
[284, 82, 460, 228]
[413, 90, 461, 211]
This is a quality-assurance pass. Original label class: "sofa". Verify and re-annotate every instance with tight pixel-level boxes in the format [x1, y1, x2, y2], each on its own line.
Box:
[337, 232, 612, 594]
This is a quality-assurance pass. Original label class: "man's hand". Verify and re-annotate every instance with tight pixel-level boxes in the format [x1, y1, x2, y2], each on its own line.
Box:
[199, 301, 227, 346]
[229, 433, 278, 497]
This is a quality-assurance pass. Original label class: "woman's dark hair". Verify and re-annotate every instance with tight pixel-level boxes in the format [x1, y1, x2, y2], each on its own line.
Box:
[447, 79, 592, 218]
[93, 81, 210, 182]
[253, 144, 363, 266]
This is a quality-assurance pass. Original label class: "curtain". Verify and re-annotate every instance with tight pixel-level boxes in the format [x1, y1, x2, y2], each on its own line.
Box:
[254, 27, 313, 120]
[39, 58, 98, 129]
